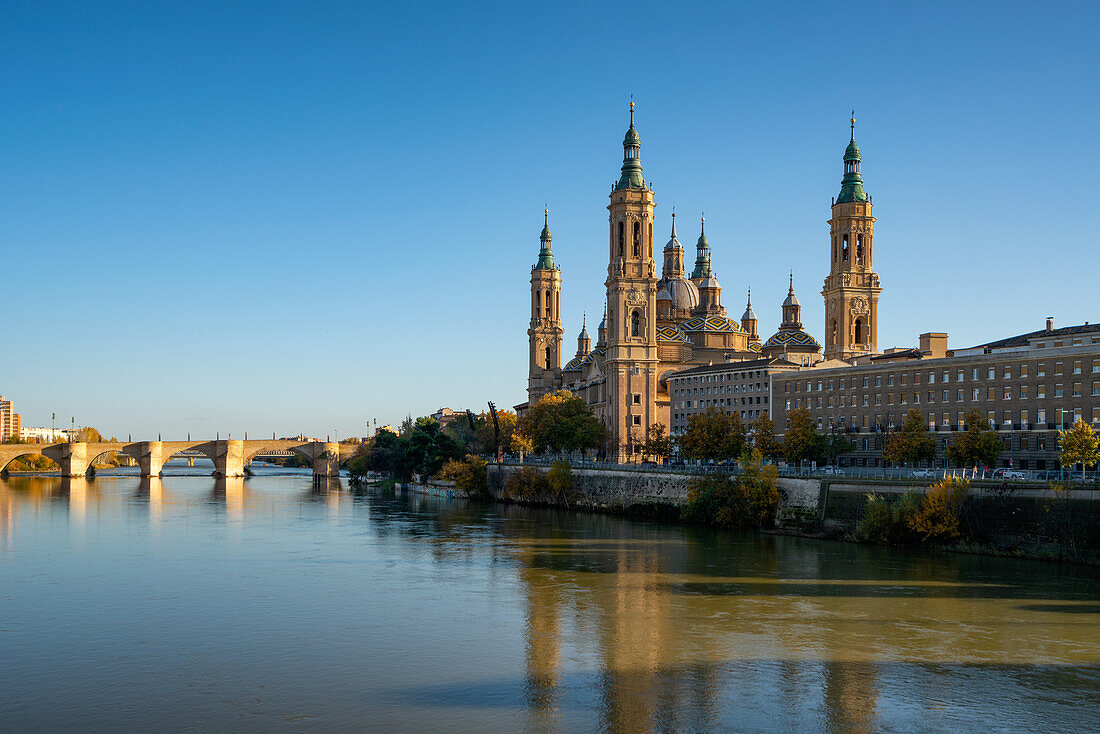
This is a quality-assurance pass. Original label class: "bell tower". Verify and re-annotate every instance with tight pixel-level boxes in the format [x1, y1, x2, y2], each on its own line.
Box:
[823, 113, 882, 361]
[528, 209, 563, 404]
[605, 101, 658, 461]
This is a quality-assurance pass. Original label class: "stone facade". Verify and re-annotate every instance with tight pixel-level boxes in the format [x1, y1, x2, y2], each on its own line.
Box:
[666, 357, 801, 438]
[771, 322, 1100, 469]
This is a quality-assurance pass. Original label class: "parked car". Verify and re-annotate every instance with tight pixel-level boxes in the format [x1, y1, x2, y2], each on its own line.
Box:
[992, 468, 1026, 479]
[819, 466, 844, 476]
[910, 469, 936, 478]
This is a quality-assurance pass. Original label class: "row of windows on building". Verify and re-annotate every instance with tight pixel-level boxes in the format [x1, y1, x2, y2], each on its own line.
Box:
[670, 408, 767, 434]
[787, 380, 1100, 410]
[786, 359, 1100, 394]
[674, 382, 765, 397]
[797, 407, 1099, 432]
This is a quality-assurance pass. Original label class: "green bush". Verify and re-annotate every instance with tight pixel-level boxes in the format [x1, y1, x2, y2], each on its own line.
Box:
[681, 450, 779, 529]
[547, 460, 575, 503]
[503, 466, 550, 502]
[858, 480, 970, 545]
[437, 455, 489, 498]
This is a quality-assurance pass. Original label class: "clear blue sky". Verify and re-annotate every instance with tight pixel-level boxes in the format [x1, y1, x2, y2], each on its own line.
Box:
[3, 1, 1098, 439]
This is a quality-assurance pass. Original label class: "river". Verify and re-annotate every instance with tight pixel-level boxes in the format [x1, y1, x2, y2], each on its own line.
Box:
[0, 466, 1097, 732]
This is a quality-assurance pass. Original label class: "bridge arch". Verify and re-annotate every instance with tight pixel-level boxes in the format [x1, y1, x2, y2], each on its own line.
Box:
[0, 450, 60, 474]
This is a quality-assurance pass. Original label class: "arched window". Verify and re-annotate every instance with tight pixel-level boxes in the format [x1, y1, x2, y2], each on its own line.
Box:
[831, 320, 838, 346]
[632, 221, 640, 258]
[842, 236, 849, 261]
[536, 290, 541, 316]
[545, 346, 553, 368]
[833, 236, 837, 262]
[856, 235, 863, 264]
[854, 318, 864, 344]
[544, 289, 551, 317]
[618, 221, 624, 256]
[631, 310, 641, 337]
[648, 223, 653, 258]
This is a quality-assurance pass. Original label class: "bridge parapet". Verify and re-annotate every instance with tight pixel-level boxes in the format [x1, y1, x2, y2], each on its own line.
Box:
[0, 439, 360, 478]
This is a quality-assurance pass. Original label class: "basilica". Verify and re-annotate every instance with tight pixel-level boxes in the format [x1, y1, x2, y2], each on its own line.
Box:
[519, 103, 881, 460]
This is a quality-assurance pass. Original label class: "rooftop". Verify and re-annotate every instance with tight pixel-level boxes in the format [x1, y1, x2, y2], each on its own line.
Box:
[668, 357, 800, 380]
[968, 322, 1100, 351]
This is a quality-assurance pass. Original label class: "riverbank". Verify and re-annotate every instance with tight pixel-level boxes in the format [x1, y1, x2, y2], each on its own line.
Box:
[485, 463, 1100, 565]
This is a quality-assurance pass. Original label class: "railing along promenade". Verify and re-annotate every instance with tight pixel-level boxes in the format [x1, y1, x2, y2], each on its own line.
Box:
[496, 456, 1098, 485]
[0, 439, 359, 478]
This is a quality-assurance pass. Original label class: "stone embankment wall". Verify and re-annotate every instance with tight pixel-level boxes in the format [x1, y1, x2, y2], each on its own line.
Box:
[486, 464, 1100, 539]
[486, 464, 821, 517]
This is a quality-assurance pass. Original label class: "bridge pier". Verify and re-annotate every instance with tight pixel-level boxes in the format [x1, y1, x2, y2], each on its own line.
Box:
[59, 442, 89, 477]
[213, 440, 246, 478]
[312, 442, 341, 478]
[136, 441, 166, 477]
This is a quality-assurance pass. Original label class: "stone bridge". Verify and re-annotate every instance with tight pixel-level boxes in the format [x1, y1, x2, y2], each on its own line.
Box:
[0, 440, 359, 478]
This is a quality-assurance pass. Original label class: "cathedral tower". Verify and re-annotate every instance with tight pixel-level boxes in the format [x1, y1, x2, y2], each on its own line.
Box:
[605, 101, 658, 460]
[823, 114, 882, 361]
[528, 209, 563, 404]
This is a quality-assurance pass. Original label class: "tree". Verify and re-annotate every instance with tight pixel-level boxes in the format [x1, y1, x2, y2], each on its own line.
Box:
[640, 422, 672, 462]
[1059, 419, 1099, 480]
[883, 409, 937, 466]
[783, 408, 821, 467]
[945, 408, 1002, 470]
[820, 428, 855, 468]
[516, 390, 605, 455]
[679, 408, 745, 463]
[749, 412, 781, 462]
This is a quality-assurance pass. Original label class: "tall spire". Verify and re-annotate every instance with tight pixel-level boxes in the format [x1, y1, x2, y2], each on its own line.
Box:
[690, 214, 713, 279]
[837, 111, 868, 204]
[534, 208, 556, 270]
[782, 272, 802, 328]
[614, 99, 645, 190]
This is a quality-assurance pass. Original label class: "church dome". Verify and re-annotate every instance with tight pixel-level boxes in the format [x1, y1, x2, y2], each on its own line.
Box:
[681, 315, 746, 334]
[657, 285, 672, 302]
[660, 278, 699, 310]
[578, 323, 590, 340]
[783, 290, 800, 307]
[763, 329, 821, 350]
[742, 302, 757, 321]
[844, 138, 861, 162]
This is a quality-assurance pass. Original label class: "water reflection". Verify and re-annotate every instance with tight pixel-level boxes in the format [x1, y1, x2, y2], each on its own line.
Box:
[0, 474, 1096, 732]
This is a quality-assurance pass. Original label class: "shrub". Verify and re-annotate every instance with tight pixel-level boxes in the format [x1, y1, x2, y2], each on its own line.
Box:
[856, 492, 923, 544]
[681, 450, 779, 529]
[547, 460, 574, 502]
[503, 466, 550, 502]
[437, 454, 489, 499]
[907, 477, 969, 542]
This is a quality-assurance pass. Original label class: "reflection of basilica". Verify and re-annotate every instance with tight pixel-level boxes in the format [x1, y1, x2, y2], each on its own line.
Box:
[511, 518, 885, 732]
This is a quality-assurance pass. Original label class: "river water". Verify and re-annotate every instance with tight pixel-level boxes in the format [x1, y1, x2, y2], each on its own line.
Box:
[0, 466, 1097, 733]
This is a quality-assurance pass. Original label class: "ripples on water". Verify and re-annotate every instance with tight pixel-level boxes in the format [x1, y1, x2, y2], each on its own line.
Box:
[0, 465, 1097, 732]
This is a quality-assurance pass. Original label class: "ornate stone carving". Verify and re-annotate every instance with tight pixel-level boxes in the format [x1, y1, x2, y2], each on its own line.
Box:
[627, 287, 644, 305]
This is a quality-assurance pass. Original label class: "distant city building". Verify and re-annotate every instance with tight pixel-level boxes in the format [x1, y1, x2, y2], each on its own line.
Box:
[667, 357, 801, 438]
[770, 320, 1100, 469]
[377, 425, 398, 435]
[20, 427, 70, 443]
[0, 397, 22, 441]
[430, 407, 465, 429]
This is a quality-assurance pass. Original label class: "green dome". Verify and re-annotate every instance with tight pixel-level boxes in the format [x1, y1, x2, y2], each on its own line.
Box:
[844, 138, 861, 162]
